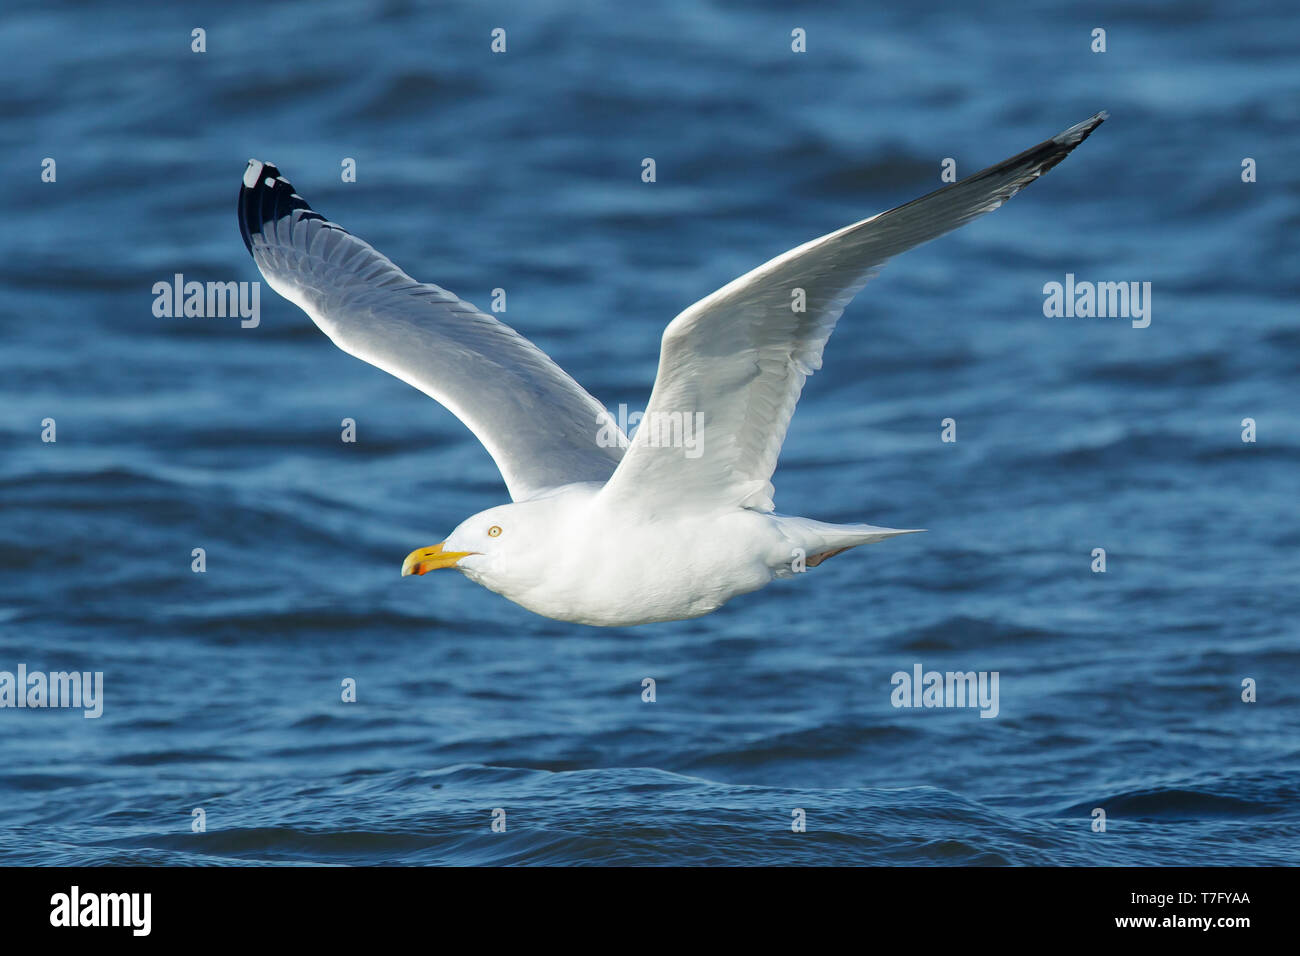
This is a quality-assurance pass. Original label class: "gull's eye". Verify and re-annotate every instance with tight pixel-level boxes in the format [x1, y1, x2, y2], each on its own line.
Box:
[488, 525, 502, 537]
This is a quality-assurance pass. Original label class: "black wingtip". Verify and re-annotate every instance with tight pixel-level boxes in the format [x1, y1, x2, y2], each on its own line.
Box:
[1004, 111, 1108, 184]
[1053, 111, 1108, 148]
[237, 159, 326, 256]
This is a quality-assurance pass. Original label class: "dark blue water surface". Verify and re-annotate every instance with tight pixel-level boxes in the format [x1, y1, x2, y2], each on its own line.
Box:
[1, 0, 1298, 865]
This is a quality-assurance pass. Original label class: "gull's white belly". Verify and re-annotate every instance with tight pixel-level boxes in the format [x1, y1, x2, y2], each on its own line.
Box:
[473, 507, 789, 627]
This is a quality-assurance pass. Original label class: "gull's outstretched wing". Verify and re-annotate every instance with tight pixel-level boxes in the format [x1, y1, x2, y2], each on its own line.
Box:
[599, 113, 1106, 514]
[238, 161, 625, 501]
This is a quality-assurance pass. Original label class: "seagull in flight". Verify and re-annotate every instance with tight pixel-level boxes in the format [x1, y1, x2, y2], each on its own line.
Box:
[238, 112, 1105, 626]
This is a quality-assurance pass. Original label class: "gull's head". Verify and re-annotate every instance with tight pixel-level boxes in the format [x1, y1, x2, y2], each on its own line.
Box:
[400, 501, 553, 585]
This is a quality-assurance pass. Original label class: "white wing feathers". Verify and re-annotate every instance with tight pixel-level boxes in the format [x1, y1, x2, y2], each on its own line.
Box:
[599, 112, 1107, 514]
[238, 160, 625, 502]
[239, 114, 1103, 512]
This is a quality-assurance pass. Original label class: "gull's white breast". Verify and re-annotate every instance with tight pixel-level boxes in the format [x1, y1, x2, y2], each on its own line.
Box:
[465, 489, 790, 627]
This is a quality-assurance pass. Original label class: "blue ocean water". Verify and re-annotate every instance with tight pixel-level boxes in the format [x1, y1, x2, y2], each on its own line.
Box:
[1, 0, 1298, 865]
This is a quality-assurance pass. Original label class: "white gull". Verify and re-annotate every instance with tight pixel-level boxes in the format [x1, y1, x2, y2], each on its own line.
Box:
[237, 112, 1105, 626]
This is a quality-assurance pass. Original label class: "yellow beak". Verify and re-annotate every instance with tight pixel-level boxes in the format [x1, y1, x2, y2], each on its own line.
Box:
[401, 542, 477, 576]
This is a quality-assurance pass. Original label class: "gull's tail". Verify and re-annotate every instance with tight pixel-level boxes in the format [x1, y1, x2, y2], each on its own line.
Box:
[773, 515, 924, 572]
